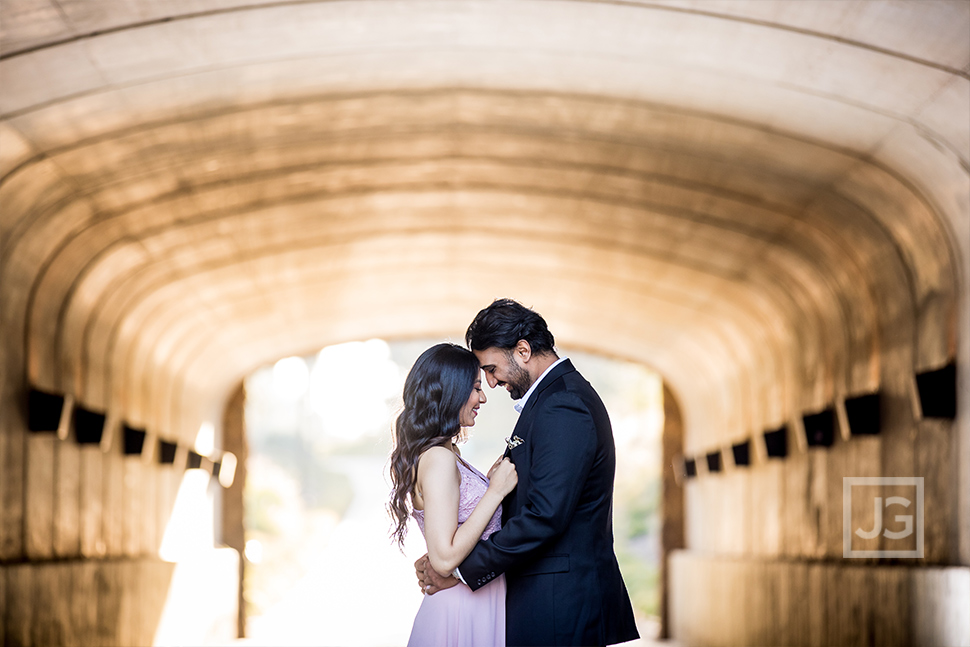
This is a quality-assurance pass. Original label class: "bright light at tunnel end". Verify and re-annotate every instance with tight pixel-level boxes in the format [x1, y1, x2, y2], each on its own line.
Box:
[195, 421, 215, 457]
[273, 355, 310, 399]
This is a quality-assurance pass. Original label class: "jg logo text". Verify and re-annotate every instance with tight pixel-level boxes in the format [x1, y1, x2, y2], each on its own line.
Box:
[843, 477, 923, 558]
[855, 495, 914, 540]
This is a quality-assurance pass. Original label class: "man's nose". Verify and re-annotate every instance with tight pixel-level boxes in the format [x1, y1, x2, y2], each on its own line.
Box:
[485, 374, 498, 388]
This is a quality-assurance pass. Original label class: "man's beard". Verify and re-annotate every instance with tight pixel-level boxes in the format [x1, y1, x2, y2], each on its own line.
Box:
[505, 357, 533, 400]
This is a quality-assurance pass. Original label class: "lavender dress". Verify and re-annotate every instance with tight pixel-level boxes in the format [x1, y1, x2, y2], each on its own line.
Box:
[408, 457, 506, 647]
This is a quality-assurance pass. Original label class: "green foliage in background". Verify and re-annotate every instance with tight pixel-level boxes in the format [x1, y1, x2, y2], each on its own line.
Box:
[616, 545, 660, 617]
[252, 432, 354, 514]
[613, 472, 661, 618]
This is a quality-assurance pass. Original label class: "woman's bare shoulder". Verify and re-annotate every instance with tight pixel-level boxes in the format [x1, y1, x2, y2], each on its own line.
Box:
[418, 446, 459, 475]
[419, 445, 457, 463]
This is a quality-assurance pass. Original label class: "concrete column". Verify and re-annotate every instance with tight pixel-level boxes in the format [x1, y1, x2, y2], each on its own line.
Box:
[660, 384, 686, 640]
[221, 382, 248, 639]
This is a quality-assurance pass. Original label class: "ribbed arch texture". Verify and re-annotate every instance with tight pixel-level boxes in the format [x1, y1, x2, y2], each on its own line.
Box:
[1, 0, 966, 473]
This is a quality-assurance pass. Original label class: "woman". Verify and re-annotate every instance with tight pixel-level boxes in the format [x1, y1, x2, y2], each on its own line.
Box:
[389, 343, 517, 647]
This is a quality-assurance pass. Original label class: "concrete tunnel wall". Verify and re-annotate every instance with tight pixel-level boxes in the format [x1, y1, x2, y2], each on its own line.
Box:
[1, 1, 968, 645]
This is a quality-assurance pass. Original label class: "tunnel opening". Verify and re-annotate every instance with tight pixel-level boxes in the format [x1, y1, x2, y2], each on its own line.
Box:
[234, 338, 670, 645]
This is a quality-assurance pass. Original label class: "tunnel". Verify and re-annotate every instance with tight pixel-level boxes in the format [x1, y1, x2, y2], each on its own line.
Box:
[1, 1, 968, 645]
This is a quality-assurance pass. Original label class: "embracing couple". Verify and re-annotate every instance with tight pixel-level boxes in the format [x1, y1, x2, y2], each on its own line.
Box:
[388, 299, 639, 647]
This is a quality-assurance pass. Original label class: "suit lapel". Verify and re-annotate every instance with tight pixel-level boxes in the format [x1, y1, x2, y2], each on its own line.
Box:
[517, 359, 574, 418]
[508, 359, 575, 441]
[503, 360, 576, 519]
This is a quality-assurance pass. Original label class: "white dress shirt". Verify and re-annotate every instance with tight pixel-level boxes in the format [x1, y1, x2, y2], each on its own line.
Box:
[513, 356, 568, 413]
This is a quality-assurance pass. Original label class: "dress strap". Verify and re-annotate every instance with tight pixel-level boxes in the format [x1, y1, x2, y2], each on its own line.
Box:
[455, 454, 488, 484]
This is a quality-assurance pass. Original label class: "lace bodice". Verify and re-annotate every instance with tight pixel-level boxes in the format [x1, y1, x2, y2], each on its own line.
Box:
[412, 456, 502, 541]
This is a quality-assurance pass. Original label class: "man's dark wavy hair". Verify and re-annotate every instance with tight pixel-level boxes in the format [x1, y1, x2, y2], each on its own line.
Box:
[465, 298, 556, 355]
[387, 343, 480, 548]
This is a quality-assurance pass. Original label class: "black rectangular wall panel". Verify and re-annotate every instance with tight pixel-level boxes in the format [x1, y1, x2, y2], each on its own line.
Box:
[186, 450, 203, 470]
[803, 409, 835, 447]
[158, 440, 178, 464]
[845, 393, 880, 435]
[123, 425, 147, 455]
[916, 363, 957, 419]
[683, 457, 697, 478]
[706, 451, 722, 473]
[731, 440, 751, 466]
[764, 427, 787, 458]
[74, 407, 106, 444]
[28, 389, 64, 432]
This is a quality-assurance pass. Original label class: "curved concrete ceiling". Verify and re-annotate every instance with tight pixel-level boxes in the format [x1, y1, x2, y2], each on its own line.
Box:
[1, 0, 967, 453]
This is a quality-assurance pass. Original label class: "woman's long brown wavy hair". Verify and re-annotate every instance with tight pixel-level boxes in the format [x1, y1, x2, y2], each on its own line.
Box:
[388, 343, 480, 548]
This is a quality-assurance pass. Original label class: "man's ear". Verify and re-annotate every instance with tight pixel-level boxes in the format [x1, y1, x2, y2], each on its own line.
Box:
[514, 340, 532, 364]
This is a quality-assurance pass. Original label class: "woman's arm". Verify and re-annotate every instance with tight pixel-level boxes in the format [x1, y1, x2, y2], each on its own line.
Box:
[418, 446, 516, 575]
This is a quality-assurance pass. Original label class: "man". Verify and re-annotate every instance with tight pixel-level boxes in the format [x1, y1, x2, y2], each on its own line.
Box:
[417, 299, 639, 647]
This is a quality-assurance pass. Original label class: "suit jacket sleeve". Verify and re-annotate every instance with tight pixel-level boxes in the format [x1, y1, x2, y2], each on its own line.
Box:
[459, 391, 597, 590]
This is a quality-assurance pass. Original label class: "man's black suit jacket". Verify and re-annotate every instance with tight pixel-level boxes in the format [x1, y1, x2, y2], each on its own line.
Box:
[459, 359, 639, 647]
